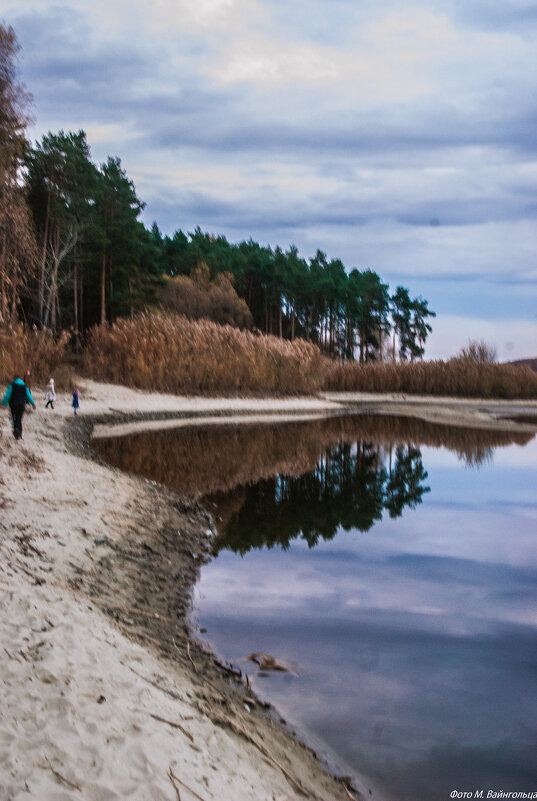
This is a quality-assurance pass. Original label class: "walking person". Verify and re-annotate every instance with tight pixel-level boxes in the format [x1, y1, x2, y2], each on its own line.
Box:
[72, 387, 80, 415]
[45, 378, 56, 409]
[2, 375, 36, 440]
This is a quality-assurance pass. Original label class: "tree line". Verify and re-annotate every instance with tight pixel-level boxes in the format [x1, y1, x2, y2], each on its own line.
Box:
[153, 228, 435, 360]
[0, 23, 434, 362]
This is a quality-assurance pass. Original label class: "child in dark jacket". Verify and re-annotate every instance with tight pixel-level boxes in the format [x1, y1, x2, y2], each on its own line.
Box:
[1, 376, 36, 439]
[72, 388, 80, 415]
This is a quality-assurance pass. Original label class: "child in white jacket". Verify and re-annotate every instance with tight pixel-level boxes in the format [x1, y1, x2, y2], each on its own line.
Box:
[45, 378, 56, 409]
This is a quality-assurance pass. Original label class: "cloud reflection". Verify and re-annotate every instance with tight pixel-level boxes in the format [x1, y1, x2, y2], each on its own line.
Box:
[193, 435, 537, 799]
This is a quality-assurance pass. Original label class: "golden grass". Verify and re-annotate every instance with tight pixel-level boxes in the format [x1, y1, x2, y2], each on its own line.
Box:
[4, 313, 535, 400]
[83, 311, 537, 398]
[83, 312, 327, 395]
[324, 358, 537, 399]
[0, 325, 71, 389]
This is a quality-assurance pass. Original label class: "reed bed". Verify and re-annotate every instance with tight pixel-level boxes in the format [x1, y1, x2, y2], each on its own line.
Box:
[4, 313, 535, 400]
[324, 358, 537, 399]
[0, 325, 71, 388]
[83, 312, 328, 395]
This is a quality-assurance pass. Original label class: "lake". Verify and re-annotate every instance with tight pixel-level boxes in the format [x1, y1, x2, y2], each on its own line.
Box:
[94, 414, 537, 801]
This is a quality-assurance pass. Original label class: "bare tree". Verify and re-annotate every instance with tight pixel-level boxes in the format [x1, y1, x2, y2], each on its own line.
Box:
[26, 130, 97, 329]
[458, 339, 497, 363]
[0, 24, 36, 323]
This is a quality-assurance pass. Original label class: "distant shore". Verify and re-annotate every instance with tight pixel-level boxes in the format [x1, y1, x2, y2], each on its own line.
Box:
[1, 381, 536, 800]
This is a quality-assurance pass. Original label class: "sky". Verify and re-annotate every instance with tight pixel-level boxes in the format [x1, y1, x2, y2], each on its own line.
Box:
[3, 0, 537, 359]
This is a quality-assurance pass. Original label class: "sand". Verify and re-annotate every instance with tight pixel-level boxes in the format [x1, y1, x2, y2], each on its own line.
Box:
[1, 380, 536, 800]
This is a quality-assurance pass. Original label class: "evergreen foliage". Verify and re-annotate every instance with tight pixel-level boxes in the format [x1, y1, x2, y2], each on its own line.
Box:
[150, 225, 435, 361]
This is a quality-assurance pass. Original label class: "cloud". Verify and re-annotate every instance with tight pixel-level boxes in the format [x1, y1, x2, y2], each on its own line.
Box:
[426, 315, 537, 361]
[451, 0, 537, 34]
[3, 0, 537, 358]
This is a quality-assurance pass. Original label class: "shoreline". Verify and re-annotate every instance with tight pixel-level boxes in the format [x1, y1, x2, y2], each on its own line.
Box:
[2, 381, 536, 800]
[0, 382, 367, 801]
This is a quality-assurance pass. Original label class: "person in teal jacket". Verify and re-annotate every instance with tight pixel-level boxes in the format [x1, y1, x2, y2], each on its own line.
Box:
[2, 375, 36, 440]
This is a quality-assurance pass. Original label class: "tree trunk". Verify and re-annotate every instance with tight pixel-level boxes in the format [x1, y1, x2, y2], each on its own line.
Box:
[73, 260, 79, 349]
[50, 227, 60, 332]
[11, 269, 18, 318]
[0, 240, 7, 323]
[39, 193, 50, 326]
[79, 275, 84, 342]
[109, 268, 113, 321]
[100, 252, 107, 325]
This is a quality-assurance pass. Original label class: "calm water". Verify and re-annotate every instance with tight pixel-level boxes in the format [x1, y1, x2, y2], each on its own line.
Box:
[94, 415, 537, 801]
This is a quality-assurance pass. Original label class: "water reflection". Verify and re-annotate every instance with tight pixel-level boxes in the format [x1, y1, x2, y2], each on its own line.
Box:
[208, 442, 429, 553]
[93, 415, 537, 801]
[94, 414, 532, 554]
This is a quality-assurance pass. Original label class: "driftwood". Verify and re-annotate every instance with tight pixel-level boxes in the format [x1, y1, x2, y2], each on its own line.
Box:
[214, 712, 312, 798]
[124, 664, 186, 703]
[342, 783, 358, 801]
[150, 713, 194, 743]
[167, 767, 182, 800]
[248, 652, 289, 672]
[187, 641, 195, 665]
[247, 652, 299, 677]
[167, 768, 208, 801]
[37, 758, 81, 791]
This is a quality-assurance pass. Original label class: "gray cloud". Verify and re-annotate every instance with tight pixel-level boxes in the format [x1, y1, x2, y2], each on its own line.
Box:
[139, 99, 537, 158]
[452, 0, 537, 34]
[3, 0, 537, 356]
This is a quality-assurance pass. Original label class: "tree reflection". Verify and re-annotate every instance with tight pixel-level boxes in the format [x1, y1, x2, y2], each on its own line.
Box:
[209, 440, 429, 554]
[385, 445, 429, 519]
[93, 413, 534, 555]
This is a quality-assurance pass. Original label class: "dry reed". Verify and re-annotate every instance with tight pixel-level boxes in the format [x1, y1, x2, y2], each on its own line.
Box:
[81, 311, 537, 399]
[0, 325, 71, 388]
[324, 359, 537, 399]
[83, 312, 328, 395]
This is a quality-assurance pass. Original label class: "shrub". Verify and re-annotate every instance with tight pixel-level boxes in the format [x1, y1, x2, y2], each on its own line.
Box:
[160, 264, 253, 329]
[457, 339, 497, 363]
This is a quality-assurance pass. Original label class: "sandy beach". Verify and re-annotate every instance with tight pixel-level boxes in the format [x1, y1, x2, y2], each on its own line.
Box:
[1, 381, 536, 801]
